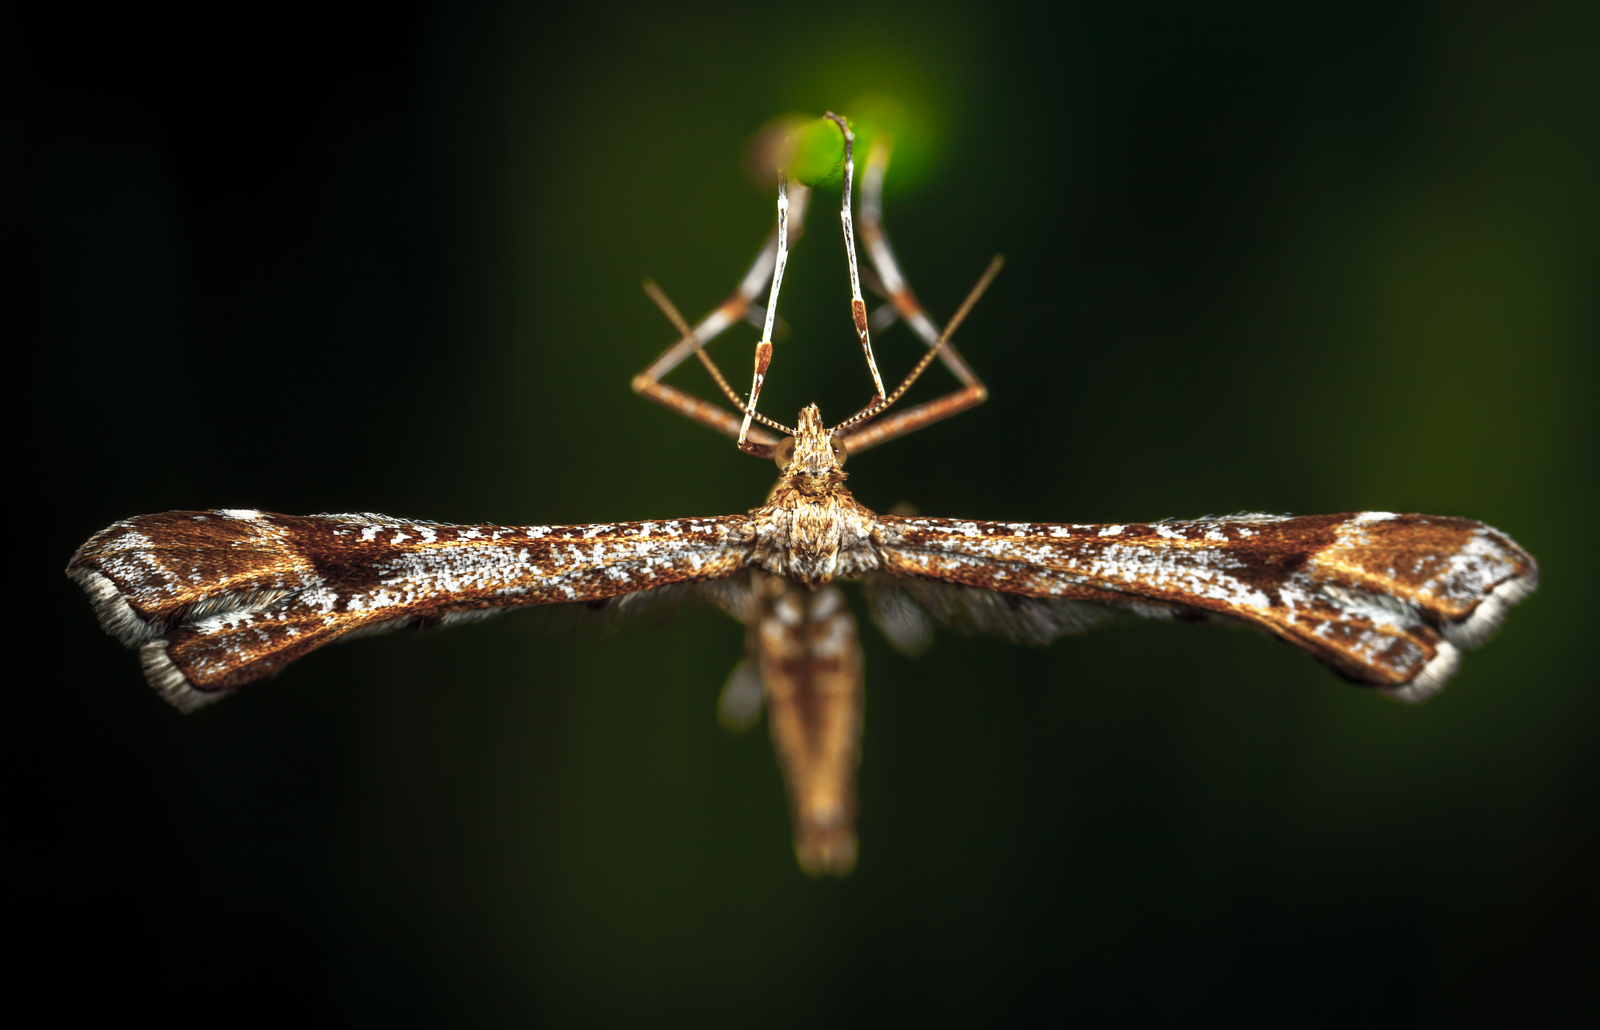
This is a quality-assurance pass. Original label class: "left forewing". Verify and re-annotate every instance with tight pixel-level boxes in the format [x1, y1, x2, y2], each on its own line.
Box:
[68, 509, 753, 710]
[872, 512, 1537, 702]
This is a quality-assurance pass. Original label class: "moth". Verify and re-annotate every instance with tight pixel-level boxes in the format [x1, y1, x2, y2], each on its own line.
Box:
[68, 114, 1539, 876]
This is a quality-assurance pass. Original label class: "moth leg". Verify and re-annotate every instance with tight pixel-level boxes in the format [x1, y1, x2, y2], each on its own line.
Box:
[718, 656, 765, 731]
[640, 280, 782, 455]
[834, 253, 1003, 444]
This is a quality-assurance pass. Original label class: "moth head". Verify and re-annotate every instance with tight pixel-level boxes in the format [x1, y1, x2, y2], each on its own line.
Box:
[776, 404, 847, 482]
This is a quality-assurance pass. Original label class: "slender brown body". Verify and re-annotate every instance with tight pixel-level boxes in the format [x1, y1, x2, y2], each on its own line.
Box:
[746, 572, 863, 875]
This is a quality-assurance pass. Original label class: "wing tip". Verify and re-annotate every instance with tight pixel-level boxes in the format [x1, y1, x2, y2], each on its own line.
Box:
[1385, 562, 1537, 705]
[139, 641, 228, 713]
[67, 568, 162, 647]
[70, 567, 229, 713]
[1440, 565, 1539, 651]
[1377, 640, 1461, 704]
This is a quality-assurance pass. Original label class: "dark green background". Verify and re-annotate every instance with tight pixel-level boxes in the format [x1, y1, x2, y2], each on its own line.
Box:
[18, 1, 1597, 1024]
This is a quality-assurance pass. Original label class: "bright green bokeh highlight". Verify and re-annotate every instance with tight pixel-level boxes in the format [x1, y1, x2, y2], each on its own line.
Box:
[761, 96, 938, 192]
[784, 116, 845, 186]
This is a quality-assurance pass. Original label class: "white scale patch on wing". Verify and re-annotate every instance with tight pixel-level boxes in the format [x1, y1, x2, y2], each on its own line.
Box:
[1423, 525, 1537, 646]
[82, 528, 175, 601]
[1079, 539, 1273, 609]
[910, 519, 1280, 611]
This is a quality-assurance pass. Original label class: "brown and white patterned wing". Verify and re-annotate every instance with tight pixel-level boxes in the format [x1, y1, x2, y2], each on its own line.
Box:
[68, 509, 753, 711]
[873, 512, 1538, 702]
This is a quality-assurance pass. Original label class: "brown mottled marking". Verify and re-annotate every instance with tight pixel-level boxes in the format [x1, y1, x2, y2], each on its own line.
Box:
[852, 298, 870, 342]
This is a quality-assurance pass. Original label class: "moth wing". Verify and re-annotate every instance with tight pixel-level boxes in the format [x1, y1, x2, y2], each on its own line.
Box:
[872, 512, 1537, 702]
[69, 509, 752, 710]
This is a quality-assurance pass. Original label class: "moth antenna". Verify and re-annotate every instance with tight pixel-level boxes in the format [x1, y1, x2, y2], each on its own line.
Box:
[633, 184, 814, 455]
[739, 172, 793, 448]
[825, 111, 887, 403]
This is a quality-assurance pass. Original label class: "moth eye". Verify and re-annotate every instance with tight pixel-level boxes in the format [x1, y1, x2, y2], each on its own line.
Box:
[774, 436, 797, 469]
[830, 436, 848, 465]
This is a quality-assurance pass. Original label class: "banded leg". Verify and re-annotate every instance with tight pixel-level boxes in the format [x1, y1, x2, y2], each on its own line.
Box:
[632, 184, 813, 457]
[833, 251, 1004, 439]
